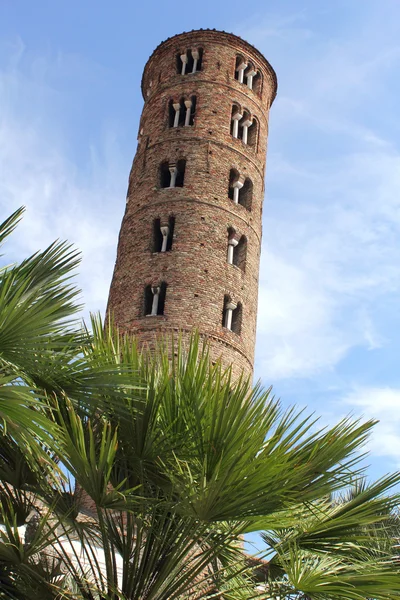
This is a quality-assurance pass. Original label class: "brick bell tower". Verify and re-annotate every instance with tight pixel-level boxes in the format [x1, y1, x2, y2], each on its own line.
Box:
[106, 29, 277, 379]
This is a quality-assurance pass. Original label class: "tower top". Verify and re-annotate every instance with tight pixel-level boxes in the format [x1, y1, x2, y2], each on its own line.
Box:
[141, 28, 278, 102]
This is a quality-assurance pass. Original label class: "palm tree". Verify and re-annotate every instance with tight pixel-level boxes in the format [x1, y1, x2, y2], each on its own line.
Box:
[261, 479, 400, 599]
[0, 209, 399, 599]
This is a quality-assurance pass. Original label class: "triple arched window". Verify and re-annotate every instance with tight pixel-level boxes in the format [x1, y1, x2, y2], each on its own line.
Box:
[234, 55, 262, 95]
[168, 97, 197, 128]
[230, 106, 258, 147]
[177, 48, 203, 74]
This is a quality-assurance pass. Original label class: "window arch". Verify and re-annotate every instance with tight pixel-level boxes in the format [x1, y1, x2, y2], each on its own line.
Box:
[177, 48, 203, 75]
[144, 282, 167, 316]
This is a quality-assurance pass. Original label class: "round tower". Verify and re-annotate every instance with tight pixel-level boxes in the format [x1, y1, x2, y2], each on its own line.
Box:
[107, 29, 277, 379]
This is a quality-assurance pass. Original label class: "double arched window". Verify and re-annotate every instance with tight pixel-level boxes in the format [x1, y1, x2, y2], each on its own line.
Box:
[159, 159, 186, 188]
[144, 282, 167, 316]
[227, 228, 247, 271]
[228, 169, 253, 210]
[222, 295, 242, 334]
[153, 217, 175, 253]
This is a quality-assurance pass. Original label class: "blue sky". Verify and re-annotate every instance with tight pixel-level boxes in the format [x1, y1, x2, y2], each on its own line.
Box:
[1, 0, 400, 483]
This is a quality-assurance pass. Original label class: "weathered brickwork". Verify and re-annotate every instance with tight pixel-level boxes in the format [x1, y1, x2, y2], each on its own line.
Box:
[107, 29, 277, 379]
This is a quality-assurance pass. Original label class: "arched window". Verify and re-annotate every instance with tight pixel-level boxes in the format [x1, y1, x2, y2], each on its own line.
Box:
[245, 62, 257, 91]
[152, 218, 163, 252]
[159, 160, 186, 188]
[231, 105, 242, 138]
[153, 216, 175, 252]
[252, 70, 262, 96]
[227, 228, 237, 265]
[231, 303, 242, 334]
[175, 159, 186, 187]
[241, 178, 253, 210]
[177, 48, 203, 74]
[144, 282, 167, 316]
[160, 161, 171, 188]
[247, 117, 258, 148]
[168, 100, 177, 127]
[234, 236, 247, 271]
[240, 110, 253, 144]
[234, 55, 247, 83]
[184, 96, 196, 126]
[228, 168, 240, 200]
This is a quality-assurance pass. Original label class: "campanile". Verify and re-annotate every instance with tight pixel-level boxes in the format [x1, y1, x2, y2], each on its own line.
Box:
[107, 29, 277, 379]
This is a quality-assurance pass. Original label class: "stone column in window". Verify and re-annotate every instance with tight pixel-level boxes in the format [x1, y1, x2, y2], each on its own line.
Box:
[160, 226, 170, 252]
[236, 61, 248, 84]
[180, 52, 188, 75]
[231, 111, 243, 139]
[224, 301, 237, 330]
[184, 99, 193, 126]
[169, 163, 178, 188]
[227, 238, 239, 265]
[232, 177, 244, 204]
[151, 286, 160, 316]
[173, 103, 181, 128]
[241, 118, 253, 145]
[246, 69, 257, 90]
[191, 49, 200, 73]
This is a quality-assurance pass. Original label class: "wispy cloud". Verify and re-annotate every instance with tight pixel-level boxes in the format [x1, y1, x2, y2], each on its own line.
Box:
[249, 2, 400, 381]
[342, 386, 400, 467]
[0, 40, 128, 319]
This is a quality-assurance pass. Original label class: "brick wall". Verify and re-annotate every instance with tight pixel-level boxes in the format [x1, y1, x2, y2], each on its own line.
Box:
[106, 29, 277, 380]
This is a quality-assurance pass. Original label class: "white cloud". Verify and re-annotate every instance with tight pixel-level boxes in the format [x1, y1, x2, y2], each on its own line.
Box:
[0, 41, 128, 320]
[342, 387, 400, 465]
[248, 4, 400, 381]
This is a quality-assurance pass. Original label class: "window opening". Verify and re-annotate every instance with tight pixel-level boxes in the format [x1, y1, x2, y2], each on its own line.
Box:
[241, 178, 253, 210]
[247, 117, 258, 147]
[245, 63, 257, 90]
[153, 218, 163, 252]
[234, 236, 247, 271]
[235, 56, 247, 83]
[231, 303, 242, 334]
[160, 161, 171, 188]
[231, 105, 243, 138]
[144, 282, 167, 316]
[240, 111, 253, 144]
[175, 159, 186, 187]
[177, 48, 203, 74]
[228, 169, 240, 201]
